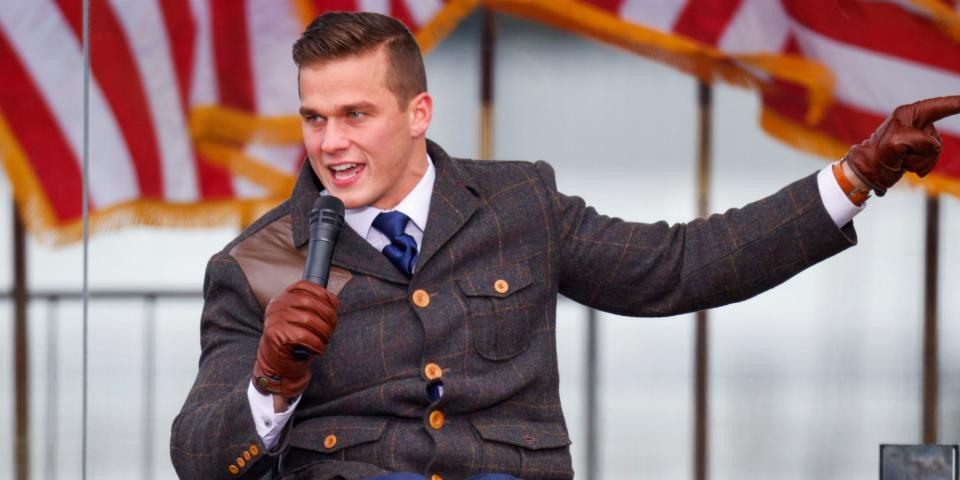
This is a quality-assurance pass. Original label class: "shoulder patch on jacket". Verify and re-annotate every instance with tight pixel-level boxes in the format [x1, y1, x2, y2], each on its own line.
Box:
[230, 214, 352, 308]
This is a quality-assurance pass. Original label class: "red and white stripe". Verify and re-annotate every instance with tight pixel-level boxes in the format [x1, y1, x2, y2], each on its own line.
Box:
[3, 0, 957, 234]
[0, 0, 454, 231]
[601, 0, 960, 178]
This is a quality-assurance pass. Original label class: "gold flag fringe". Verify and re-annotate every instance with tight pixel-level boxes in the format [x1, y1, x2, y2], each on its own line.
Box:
[909, 0, 960, 43]
[0, 108, 287, 245]
[6, 0, 959, 243]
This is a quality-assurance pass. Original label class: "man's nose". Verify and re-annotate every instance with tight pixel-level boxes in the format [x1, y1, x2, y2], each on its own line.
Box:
[320, 120, 349, 153]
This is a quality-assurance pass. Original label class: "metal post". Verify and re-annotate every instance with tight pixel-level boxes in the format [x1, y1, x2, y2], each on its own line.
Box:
[81, 0, 91, 477]
[143, 295, 157, 480]
[479, 8, 495, 160]
[694, 81, 713, 480]
[45, 298, 59, 480]
[922, 194, 939, 444]
[13, 203, 30, 480]
[585, 307, 599, 480]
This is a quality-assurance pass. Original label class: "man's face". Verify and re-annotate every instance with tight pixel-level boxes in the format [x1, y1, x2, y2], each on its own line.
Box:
[298, 47, 431, 210]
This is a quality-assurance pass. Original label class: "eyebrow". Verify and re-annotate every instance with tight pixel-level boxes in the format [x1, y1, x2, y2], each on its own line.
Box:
[299, 102, 376, 117]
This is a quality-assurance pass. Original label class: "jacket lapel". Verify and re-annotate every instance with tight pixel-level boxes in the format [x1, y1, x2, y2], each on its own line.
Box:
[415, 141, 480, 273]
[331, 225, 409, 284]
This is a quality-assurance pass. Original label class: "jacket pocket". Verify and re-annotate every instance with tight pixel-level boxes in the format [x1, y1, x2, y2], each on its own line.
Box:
[285, 416, 388, 470]
[457, 262, 536, 360]
[471, 418, 573, 480]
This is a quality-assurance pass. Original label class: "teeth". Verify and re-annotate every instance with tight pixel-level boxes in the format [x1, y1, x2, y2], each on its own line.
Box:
[330, 163, 356, 172]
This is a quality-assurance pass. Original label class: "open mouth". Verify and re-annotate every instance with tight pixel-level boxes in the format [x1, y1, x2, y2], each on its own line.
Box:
[329, 163, 364, 183]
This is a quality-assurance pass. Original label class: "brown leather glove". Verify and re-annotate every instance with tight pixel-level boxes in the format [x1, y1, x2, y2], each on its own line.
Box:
[845, 95, 960, 196]
[252, 280, 338, 397]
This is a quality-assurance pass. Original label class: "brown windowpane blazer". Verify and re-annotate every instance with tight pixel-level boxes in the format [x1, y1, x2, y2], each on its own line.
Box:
[171, 140, 856, 479]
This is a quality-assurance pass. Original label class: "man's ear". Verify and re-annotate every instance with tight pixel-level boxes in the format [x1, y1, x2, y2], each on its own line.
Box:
[408, 92, 432, 138]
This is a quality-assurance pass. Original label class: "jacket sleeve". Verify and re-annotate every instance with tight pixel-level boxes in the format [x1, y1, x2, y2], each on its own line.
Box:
[170, 251, 283, 479]
[534, 161, 858, 317]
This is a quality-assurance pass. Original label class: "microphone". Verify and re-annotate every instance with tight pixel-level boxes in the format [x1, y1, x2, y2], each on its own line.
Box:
[293, 195, 345, 360]
[303, 195, 345, 286]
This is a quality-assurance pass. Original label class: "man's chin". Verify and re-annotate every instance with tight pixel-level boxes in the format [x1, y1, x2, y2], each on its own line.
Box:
[333, 192, 369, 210]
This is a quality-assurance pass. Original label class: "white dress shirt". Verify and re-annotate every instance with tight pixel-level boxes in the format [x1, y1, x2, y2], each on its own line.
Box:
[248, 160, 862, 449]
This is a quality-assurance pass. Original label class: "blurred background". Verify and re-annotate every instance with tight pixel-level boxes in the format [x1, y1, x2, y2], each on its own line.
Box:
[1, 1, 959, 479]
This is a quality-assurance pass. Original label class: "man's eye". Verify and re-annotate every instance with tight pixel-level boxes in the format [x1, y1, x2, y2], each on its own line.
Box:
[348, 111, 366, 119]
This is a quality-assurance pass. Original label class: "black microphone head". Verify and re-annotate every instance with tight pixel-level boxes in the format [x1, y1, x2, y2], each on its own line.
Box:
[310, 195, 345, 229]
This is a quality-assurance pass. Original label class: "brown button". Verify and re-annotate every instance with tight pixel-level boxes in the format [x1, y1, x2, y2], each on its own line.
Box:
[429, 410, 445, 430]
[242, 450, 251, 461]
[432, 475, 443, 480]
[412, 289, 430, 308]
[424, 363, 442, 380]
[494, 279, 509, 294]
[255, 376, 270, 391]
[228, 465, 239, 475]
[249, 445, 259, 456]
[236, 457, 245, 468]
[324, 434, 337, 449]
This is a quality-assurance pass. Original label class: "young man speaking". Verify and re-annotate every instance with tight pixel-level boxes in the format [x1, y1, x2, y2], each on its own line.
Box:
[171, 11, 959, 480]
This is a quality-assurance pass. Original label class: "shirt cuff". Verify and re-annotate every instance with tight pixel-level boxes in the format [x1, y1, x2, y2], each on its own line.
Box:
[247, 380, 301, 450]
[817, 164, 865, 228]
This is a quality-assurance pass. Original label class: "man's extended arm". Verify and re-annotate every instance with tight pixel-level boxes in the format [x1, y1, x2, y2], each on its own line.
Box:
[540, 162, 857, 316]
[543, 96, 959, 316]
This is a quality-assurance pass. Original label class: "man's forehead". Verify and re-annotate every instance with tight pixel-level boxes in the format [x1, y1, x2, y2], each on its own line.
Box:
[299, 54, 390, 95]
[299, 47, 390, 79]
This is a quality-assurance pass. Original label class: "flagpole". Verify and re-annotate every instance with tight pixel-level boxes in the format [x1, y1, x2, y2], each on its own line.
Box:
[694, 81, 713, 480]
[12, 203, 29, 480]
[921, 194, 939, 443]
[480, 8, 495, 160]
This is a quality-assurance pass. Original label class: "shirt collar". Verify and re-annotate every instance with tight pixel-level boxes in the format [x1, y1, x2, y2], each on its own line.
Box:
[341, 154, 435, 240]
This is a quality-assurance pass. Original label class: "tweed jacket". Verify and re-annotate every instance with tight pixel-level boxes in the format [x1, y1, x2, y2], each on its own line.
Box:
[170, 140, 856, 480]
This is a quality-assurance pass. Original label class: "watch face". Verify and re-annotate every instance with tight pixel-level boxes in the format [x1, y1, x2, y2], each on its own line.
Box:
[880, 444, 958, 480]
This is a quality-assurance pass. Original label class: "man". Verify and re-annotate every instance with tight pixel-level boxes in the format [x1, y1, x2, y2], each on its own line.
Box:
[170, 11, 958, 480]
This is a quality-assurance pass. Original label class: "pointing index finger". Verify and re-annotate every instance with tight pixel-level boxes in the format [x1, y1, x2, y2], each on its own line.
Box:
[911, 95, 960, 127]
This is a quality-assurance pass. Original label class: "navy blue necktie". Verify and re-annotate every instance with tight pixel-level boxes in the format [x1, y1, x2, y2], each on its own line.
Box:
[372, 211, 418, 277]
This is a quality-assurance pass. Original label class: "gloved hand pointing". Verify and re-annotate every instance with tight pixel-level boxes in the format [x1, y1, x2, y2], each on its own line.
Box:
[845, 95, 960, 196]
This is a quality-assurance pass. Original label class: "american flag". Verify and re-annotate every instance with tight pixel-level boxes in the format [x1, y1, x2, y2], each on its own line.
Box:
[1, 0, 958, 242]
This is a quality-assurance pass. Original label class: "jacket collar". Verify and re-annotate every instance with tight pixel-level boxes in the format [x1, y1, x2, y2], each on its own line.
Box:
[289, 139, 479, 283]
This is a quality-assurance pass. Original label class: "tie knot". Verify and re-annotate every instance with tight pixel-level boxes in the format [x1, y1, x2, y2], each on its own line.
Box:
[372, 211, 411, 239]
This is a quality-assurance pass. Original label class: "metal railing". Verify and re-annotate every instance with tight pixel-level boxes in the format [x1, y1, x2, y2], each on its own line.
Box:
[3, 291, 602, 480]
[3, 289, 201, 480]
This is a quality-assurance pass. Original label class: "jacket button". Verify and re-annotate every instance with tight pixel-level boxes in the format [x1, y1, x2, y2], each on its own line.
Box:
[236, 457, 245, 468]
[432, 475, 443, 480]
[424, 362, 442, 380]
[324, 434, 337, 449]
[228, 465, 239, 475]
[412, 289, 430, 308]
[429, 410, 445, 430]
[494, 279, 509, 294]
[249, 445, 259, 456]
[242, 450, 251, 461]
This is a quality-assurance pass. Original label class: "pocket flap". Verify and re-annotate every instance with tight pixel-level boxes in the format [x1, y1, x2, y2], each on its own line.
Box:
[457, 263, 532, 298]
[471, 419, 571, 451]
[289, 416, 387, 454]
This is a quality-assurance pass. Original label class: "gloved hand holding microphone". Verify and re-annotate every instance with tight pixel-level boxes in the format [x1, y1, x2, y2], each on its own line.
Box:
[252, 196, 345, 408]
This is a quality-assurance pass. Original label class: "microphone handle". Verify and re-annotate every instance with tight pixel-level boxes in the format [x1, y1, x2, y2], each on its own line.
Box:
[293, 202, 343, 360]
